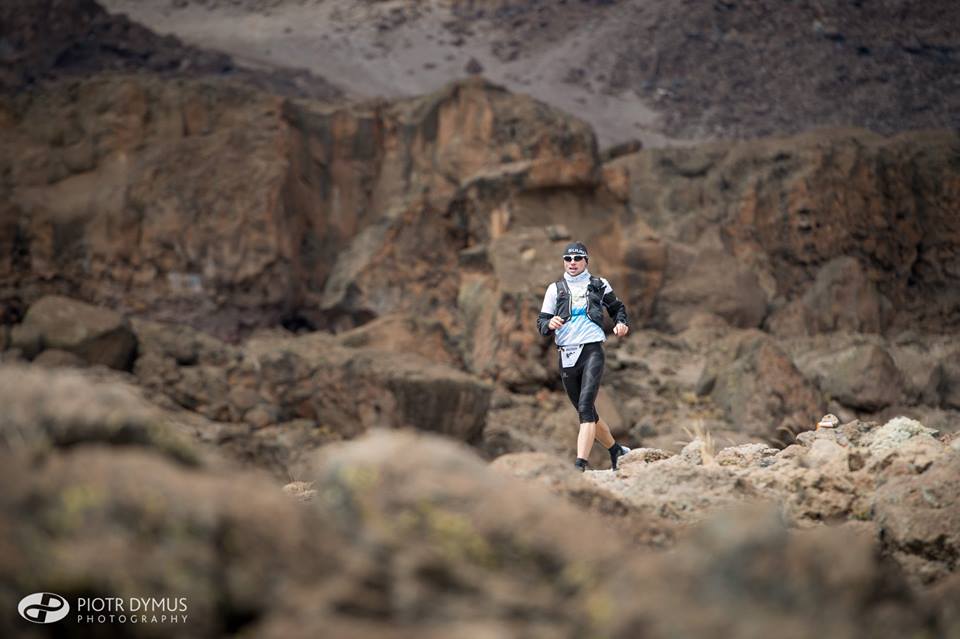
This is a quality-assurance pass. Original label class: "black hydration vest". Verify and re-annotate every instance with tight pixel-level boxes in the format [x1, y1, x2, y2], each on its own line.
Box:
[554, 276, 606, 327]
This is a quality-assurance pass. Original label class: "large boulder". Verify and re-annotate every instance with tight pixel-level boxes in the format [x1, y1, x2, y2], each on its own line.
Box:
[696, 331, 824, 443]
[768, 256, 890, 336]
[245, 333, 493, 443]
[336, 313, 461, 367]
[10, 295, 137, 369]
[590, 448, 757, 525]
[491, 450, 676, 547]
[816, 343, 903, 412]
[873, 451, 960, 585]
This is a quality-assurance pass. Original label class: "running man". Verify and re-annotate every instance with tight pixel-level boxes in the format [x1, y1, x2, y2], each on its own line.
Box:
[537, 241, 632, 472]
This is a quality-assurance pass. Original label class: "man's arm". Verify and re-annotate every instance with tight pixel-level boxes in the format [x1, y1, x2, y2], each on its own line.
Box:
[600, 278, 629, 327]
[537, 283, 557, 335]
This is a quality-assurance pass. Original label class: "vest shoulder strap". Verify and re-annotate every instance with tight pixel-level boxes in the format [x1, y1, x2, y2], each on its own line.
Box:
[554, 279, 570, 316]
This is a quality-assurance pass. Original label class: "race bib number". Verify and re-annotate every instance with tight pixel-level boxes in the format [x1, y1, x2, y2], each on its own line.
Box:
[559, 344, 584, 368]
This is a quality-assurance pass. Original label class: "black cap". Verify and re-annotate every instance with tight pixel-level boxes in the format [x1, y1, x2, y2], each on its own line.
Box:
[562, 241, 589, 258]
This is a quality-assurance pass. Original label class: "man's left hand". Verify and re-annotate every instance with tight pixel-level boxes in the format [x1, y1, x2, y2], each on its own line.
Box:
[613, 323, 629, 337]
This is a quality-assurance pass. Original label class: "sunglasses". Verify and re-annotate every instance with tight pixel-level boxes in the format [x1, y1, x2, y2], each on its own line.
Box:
[563, 255, 586, 262]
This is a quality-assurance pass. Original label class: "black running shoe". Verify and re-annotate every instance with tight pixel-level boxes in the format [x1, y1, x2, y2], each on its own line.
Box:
[609, 444, 631, 471]
[574, 458, 588, 472]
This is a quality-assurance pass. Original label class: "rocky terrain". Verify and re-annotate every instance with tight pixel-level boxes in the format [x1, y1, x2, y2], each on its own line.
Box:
[2, 0, 959, 637]
[2, 366, 958, 637]
[0, 0, 342, 101]
[100, 0, 960, 146]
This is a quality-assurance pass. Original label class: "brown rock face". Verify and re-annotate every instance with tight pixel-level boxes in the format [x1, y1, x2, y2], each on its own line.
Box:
[1, 76, 295, 339]
[1, 74, 604, 348]
[768, 256, 890, 336]
[656, 245, 769, 330]
[616, 129, 960, 335]
[697, 331, 824, 442]
[284, 77, 603, 336]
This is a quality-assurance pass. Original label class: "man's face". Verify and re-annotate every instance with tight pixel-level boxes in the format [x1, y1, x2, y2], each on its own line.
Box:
[563, 255, 587, 276]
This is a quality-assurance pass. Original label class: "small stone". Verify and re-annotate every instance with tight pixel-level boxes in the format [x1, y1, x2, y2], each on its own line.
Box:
[630, 448, 673, 463]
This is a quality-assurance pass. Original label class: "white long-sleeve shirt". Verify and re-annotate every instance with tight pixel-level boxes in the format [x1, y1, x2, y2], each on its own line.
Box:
[540, 270, 611, 347]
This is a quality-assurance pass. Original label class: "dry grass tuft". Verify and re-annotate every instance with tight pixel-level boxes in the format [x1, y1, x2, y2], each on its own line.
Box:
[680, 418, 716, 466]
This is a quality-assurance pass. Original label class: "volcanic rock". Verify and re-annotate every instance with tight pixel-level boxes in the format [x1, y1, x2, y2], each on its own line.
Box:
[697, 331, 824, 443]
[11, 295, 137, 370]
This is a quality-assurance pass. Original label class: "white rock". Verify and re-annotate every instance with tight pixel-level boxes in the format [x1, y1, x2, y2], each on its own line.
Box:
[865, 416, 938, 456]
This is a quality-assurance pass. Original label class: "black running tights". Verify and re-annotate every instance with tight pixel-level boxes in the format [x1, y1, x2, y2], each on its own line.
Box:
[559, 342, 605, 424]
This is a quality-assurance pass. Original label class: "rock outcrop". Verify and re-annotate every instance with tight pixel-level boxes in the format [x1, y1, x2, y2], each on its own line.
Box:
[0, 0, 341, 97]
[500, 415, 960, 589]
[1, 342, 956, 638]
[4, 51, 959, 440]
[10, 295, 137, 369]
[613, 129, 960, 335]
[696, 331, 824, 443]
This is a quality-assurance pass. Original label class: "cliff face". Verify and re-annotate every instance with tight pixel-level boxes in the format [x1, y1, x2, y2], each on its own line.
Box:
[3, 71, 960, 452]
[611, 130, 960, 334]
[6, 72, 959, 337]
[1, 76, 295, 337]
[281, 77, 601, 334]
[0, 74, 601, 340]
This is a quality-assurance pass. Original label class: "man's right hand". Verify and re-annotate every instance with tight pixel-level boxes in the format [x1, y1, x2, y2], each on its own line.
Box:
[548, 316, 565, 331]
